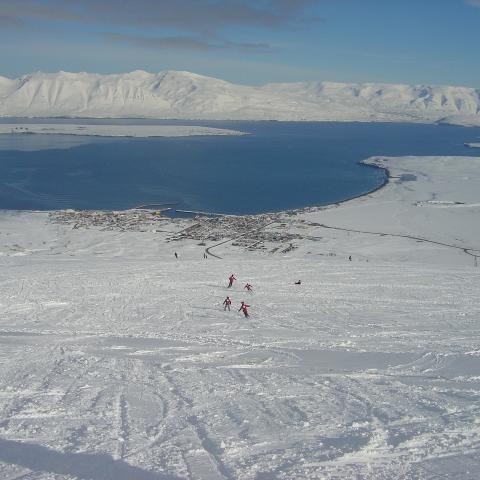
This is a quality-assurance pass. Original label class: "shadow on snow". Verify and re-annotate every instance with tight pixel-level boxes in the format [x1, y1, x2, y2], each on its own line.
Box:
[0, 437, 181, 480]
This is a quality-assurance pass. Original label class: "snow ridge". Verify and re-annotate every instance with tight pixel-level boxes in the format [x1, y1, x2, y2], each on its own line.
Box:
[0, 70, 479, 125]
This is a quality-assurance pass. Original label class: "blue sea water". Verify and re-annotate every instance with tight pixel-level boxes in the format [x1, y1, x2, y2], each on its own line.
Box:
[0, 119, 478, 214]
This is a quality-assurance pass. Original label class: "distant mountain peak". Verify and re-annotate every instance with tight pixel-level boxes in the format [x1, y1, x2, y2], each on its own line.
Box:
[0, 70, 479, 125]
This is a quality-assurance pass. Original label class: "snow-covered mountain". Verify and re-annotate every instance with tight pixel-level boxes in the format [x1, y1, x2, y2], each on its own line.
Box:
[1, 70, 479, 125]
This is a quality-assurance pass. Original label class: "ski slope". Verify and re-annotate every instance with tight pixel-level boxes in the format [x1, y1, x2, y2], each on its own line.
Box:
[1, 154, 480, 479]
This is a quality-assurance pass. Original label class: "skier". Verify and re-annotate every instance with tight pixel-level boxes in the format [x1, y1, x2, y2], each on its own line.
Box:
[174, 252, 178, 259]
[223, 296, 232, 311]
[238, 301, 250, 318]
[227, 274, 236, 288]
[244, 283, 253, 292]
[349, 255, 352, 261]
[294, 280, 301, 285]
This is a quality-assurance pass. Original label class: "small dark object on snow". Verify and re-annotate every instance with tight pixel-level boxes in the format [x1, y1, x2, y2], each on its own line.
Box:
[349, 255, 352, 261]
[174, 252, 178, 259]
[295, 280, 301, 285]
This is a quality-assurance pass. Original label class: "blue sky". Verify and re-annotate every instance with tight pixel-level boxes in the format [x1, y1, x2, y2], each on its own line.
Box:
[1, 0, 479, 87]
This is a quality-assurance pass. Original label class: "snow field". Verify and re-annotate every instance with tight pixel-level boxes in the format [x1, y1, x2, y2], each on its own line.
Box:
[1, 237, 480, 479]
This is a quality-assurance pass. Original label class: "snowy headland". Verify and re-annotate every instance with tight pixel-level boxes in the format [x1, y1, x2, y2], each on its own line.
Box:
[1, 153, 479, 479]
[0, 123, 244, 137]
[1, 70, 480, 125]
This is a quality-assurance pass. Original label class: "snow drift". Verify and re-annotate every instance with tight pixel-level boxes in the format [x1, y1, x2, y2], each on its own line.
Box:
[0, 70, 479, 125]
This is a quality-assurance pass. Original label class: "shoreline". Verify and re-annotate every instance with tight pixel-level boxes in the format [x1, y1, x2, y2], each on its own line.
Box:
[281, 158, 391, 217]
[155, 161, 391, 219]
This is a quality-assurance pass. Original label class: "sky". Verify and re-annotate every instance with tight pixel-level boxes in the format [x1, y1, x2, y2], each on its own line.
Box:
[0, 0, 479, 87]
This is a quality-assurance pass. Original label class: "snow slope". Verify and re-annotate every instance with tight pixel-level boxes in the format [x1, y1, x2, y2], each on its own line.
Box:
[0, 70, 479, 125]
[1, 154, 480, 479]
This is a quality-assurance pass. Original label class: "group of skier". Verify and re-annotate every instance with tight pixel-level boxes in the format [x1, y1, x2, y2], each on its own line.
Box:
[175, 252, 305, 319]
[224, 273, 254, 317]
[223, 296, 250, 317]
[227, 274, 253, 292]
[175, 250, 352, 322]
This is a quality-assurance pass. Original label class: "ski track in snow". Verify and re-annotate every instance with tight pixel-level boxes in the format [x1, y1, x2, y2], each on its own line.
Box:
[0, 154, 480, 479]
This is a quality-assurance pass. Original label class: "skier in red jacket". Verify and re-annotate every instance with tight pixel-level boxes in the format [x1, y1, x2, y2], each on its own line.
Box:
[238, 301, 250, 318]
[227, 274, 236, 288]
[223, 296, 232, 311]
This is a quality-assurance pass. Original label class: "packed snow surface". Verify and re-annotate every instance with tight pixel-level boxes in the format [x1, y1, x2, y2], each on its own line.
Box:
[1, 154, 480, 479]
[1, 70, 480, 125]
[0, 124, 244, 137]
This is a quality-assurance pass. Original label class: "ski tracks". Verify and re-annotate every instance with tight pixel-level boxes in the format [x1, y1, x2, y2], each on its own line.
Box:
[162, 370, 232, 480]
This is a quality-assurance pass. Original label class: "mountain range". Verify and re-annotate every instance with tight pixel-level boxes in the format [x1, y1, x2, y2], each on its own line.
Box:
[0, 70, 479, 125]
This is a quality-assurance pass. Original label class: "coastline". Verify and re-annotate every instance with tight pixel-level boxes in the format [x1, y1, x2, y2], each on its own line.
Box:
[293, 154, 480, 265]
[282, 157, 391, 217]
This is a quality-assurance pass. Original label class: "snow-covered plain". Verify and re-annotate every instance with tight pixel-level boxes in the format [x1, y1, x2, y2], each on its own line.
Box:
[1, 155, 480, 479]
[1, 70, 480, 126]
[0, 124, 244, 138]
